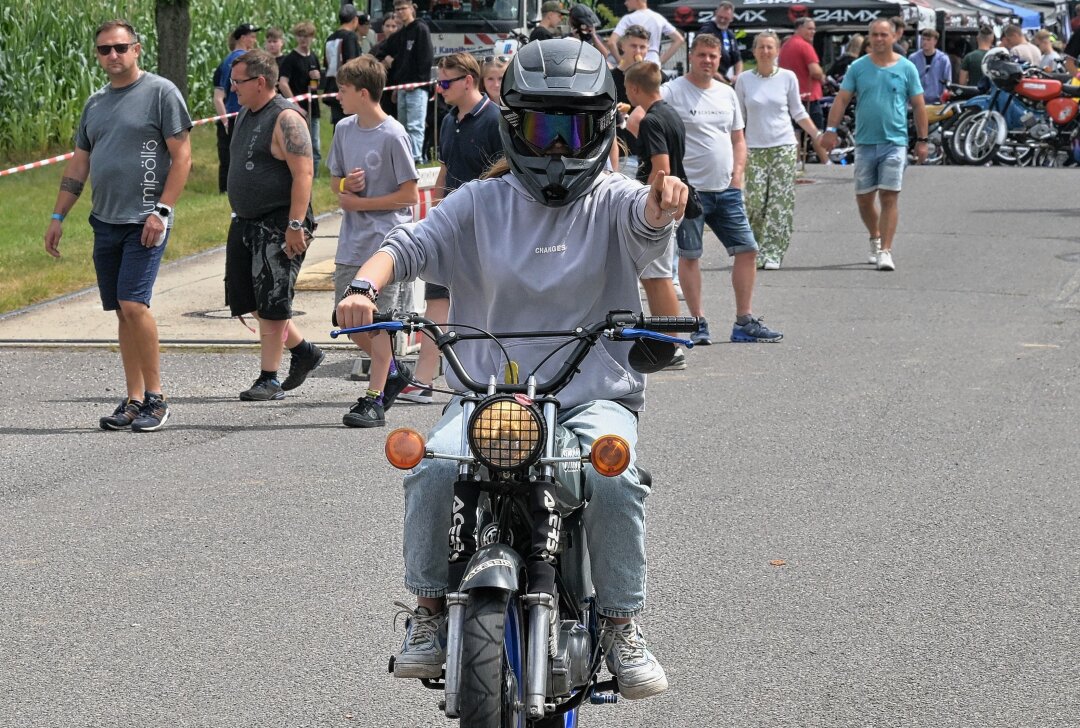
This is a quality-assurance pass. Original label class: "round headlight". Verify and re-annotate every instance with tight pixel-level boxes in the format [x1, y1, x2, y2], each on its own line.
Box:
[467, 394, 546, 471]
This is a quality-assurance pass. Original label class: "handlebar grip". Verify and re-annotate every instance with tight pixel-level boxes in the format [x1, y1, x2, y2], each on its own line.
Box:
[640, 316, 700, 333]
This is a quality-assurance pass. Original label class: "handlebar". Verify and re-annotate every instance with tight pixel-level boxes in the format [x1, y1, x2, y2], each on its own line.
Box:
[331, 310, 701, 396]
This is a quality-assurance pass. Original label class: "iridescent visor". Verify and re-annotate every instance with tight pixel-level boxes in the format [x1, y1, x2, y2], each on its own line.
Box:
[518, 110, 596, 153]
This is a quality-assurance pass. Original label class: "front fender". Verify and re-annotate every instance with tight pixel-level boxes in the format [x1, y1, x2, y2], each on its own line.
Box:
[459, 543, 524, 593]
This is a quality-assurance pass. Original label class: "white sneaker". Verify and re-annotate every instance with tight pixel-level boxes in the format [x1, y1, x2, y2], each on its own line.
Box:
[601, 618, 668, 700]
[672, 280, 685, 301]
[868, 237, 882, 265]
[663, 347, 687, 371]
[763, 259, 780, 270]
[876, 249, 895, 271]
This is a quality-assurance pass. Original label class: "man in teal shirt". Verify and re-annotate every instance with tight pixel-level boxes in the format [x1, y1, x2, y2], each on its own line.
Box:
[820, 18, 927, 272]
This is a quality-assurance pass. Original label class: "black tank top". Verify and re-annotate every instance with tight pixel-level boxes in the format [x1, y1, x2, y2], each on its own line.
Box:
[227, 95, 298, 219]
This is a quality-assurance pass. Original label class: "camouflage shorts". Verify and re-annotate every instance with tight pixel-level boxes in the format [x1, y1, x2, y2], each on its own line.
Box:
[225, 214, 305, 321]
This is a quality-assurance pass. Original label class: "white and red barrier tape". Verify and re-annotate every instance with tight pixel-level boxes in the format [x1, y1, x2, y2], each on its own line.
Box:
[0, 80, 437, 178]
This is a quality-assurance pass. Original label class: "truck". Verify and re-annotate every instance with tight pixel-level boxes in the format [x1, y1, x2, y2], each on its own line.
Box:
[364, 0, 538, 59]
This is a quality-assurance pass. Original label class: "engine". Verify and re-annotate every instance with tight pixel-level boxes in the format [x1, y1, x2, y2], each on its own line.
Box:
[550, 620, 592, 695]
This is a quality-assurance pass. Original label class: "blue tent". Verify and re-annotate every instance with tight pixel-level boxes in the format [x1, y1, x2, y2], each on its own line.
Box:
[979, 0, 1043, 27]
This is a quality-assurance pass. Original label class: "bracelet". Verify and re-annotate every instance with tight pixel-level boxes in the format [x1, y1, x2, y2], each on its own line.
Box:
[825, 126, 838, 134]
[339, 178, 346, 193]
[916, 137, 929, 143]
[51, 212, 64, 222]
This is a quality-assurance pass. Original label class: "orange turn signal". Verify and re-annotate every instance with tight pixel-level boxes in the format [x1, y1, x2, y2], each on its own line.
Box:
[589, 434, 631, 477]
[385, 428, 427, 470]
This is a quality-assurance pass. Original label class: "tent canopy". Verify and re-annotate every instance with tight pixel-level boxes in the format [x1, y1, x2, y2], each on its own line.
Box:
[655, 0, 918, 31]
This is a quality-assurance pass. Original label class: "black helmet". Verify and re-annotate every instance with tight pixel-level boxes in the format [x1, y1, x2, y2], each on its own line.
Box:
[569, 3, 601, 29]
[499, 38, 617, 206]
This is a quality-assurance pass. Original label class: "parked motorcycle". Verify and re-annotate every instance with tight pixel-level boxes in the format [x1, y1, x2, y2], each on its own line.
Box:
[948, 49, 1080, 167]
[332, 309, 700, 727]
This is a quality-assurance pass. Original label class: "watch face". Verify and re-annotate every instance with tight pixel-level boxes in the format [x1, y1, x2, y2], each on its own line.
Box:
[288, 220, 303, 230]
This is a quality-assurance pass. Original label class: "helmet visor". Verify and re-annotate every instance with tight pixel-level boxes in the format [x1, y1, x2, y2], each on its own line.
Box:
[518, 110, 597, 154]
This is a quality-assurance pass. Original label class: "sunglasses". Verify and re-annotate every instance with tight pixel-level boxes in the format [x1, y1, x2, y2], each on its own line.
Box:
[482, 54, 511, 64]
[436, 75, 467, 90]
[230, 77, 259, 86]
[517, 110, 596, 154]
[96, 43, 134, 56]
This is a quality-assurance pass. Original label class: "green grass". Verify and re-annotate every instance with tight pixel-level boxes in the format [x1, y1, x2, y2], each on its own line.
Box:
[0, 121, 340, 314]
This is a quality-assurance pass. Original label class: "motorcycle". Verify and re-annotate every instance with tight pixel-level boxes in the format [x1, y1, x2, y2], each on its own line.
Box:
[918, 83, 981, 165]
[332, 309, 700, 726]
[948, 51, 1080, 167]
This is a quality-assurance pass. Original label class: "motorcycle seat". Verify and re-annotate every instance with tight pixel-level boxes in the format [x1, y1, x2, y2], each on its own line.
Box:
[947, 84, 980, 99]
[1061, 85, 1080, 99]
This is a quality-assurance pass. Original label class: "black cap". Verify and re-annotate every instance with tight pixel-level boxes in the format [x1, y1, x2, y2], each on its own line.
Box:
[232, 23, 261, 40]
[357, 13, 370, 25]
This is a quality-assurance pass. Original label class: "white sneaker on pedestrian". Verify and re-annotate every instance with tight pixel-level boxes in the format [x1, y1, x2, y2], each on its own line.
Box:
[601, 618, 668, 700]
[868, 237, 882, 265]
[763, 259, 780, 270]
[672, 280, 685, 301]
[877, 249, 895, 271]
[663, 347, 687, 371]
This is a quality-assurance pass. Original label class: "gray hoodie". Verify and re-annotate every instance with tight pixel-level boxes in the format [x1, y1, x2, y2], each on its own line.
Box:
[380, 171, 672, 411]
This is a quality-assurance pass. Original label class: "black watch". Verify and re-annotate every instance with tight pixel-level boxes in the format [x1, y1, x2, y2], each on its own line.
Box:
[340, 278, 378, 304]
[154, 203, 172, 218]
[916, 137, 929, 143]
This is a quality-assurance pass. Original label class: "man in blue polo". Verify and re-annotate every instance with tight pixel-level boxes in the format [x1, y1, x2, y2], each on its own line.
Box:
[400, 52, 502, 405]
[213, 22, 260, 193]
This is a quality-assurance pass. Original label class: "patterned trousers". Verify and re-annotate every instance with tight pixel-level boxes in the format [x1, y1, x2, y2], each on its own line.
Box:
[745, 144, 797, 265]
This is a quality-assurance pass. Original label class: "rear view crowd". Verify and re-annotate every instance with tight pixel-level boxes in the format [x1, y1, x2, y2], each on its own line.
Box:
[47, 1, 955, 433]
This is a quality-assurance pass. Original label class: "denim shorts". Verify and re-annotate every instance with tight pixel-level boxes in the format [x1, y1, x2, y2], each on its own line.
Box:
[90, 215, 168, 311]
[675, 187, 759, 260]
[854, 144, 907, 195]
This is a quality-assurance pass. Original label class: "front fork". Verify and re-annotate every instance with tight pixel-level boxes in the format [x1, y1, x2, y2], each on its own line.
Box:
[443, 400, 568, 721]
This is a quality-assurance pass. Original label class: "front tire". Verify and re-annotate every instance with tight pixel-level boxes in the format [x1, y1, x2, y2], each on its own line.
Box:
[458, 589, 526, 728]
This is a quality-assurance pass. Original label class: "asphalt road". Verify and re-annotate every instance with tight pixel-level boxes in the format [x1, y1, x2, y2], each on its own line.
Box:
[2, 166, 1078, 728]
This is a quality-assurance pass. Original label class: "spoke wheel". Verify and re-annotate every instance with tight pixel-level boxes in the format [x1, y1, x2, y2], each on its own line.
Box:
[962, 110, 1006, 165]
[458, 589, 525, 728]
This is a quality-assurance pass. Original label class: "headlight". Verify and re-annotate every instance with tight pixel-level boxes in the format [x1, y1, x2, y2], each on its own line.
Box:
[467, 394, 546, 471]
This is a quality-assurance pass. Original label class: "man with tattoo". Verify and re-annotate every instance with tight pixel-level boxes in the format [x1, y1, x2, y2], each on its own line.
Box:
[44, 18, 192, 432]
[226, 49, 325, 402]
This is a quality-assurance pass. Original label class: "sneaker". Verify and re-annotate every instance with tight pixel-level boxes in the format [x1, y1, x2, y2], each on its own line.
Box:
[672, 280, 685, 301]
[876, 249, 896, 271]
[689, 318, 712, 346]
[663, 347, 687, 371]
[868, 237, 882, 265]
[381, 362, 414, 412]
[239, 378, 285, 401]
[392, 601, 447, 679]
[99, 398, 142, 430]
[281, 345, 325, 391]
[763, 259, 781, 270]
[731, 316, 784, 343]
[398, 384, 434, 404]
[601, 619, 668, 700]
[343, 395, 385, 428]
[131, 396, 170, 432]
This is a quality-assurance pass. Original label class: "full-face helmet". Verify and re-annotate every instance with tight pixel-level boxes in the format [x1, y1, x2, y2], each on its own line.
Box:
[982, 47, 1023, 89]
[499, 38, 617, 206]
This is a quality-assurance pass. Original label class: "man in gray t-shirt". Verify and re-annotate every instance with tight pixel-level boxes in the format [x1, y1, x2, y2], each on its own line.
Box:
[44, 19, 192, 432]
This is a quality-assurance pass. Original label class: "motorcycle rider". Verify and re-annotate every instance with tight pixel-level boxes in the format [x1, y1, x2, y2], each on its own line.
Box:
[336, 38, 687, 701]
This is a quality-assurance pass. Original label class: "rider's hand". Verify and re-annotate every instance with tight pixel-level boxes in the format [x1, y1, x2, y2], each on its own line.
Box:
[44, 219, 63, 258]
[644, 170, 687, 228]
[337, 291, 378, 330]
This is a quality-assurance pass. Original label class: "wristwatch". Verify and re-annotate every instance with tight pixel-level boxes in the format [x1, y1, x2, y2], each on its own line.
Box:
[340, 278, 378, 304]
[916, 137, 929, 143]
[288, 218, 304, 231]
[154, 203, 172, 218]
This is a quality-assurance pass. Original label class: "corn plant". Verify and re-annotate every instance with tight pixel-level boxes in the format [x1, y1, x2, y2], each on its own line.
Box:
[1, 0, 331, 159]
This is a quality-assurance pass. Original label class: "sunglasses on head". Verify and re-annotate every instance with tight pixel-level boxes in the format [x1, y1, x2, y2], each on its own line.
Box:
[96, 43, 133, 55]
[482, 54, 511, 64]
[436, 75, 468, 90]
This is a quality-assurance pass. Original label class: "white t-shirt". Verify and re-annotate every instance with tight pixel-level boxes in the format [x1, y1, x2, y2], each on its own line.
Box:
[661, 76, 743, 191]
[734, 68, 809, 149]
[613, 9, 676, 64]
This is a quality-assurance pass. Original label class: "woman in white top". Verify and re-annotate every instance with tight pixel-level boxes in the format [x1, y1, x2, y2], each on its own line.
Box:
[735, 31, 821, 269]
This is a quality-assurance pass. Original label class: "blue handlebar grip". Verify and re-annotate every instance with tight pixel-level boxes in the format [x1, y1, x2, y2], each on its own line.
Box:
[620, 327, 695, 348]
[330, 322, 404, 338]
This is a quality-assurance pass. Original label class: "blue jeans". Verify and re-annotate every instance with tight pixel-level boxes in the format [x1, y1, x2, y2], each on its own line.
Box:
[675, 187, 759, 260]
[397, 88, 428, 162]
[308, 112, 322, 177]
[402, 399, 650, 618]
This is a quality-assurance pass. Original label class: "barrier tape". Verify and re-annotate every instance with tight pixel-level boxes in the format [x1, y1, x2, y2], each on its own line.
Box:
[0, 80, 438, 178]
